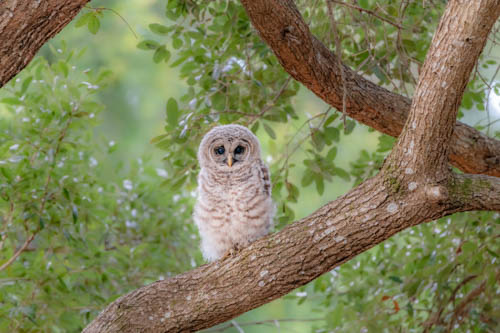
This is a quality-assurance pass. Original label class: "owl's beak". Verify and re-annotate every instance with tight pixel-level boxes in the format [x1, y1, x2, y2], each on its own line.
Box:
[227, 154, 233, 167]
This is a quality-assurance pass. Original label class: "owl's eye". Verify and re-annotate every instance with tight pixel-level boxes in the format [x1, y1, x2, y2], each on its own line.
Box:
[234, 145, 245, 154]
[215, 146, 225, 155]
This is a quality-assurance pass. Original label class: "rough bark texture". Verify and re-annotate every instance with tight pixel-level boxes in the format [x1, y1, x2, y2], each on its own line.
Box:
[0, 0, 90, 87]
[83, 1, 500, 332]
[239, 0, 500, 177]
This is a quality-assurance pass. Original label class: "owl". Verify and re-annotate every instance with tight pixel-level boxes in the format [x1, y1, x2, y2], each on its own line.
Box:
[194, 124, 274, 262]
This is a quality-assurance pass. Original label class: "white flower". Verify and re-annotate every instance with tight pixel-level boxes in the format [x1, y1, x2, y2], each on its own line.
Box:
[156, 168, 168, 178]
[89, 157, 98, 167]
[123, 179, 133, 191]
[125, 220, 137, 228]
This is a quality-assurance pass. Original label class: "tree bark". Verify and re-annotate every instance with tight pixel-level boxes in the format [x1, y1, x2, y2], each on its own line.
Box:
[84, 1, 500, 332]
[0, 0, 90, 87]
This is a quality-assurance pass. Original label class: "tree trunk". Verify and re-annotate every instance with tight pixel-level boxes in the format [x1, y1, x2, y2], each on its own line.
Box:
[0, 0, 90, 87]
[83, 1, 500, 332]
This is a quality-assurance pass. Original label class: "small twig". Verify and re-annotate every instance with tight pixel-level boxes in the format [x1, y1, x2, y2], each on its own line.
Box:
[446, 278, 488, 332]
[448, 275, 478, 306]
[330, 0, 405, 29]
[0, 233, 36, 271]
[230, 320, 244, 333]
[249, 76, 292, 125]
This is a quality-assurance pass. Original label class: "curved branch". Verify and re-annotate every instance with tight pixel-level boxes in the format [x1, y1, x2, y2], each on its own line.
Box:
[83, 168, 499, 332]
[239, 0, 500, 177]
[0, 0, 90, 87]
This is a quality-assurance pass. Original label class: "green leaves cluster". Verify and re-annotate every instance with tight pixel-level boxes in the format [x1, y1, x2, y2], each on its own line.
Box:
[0, 46, 198, 331]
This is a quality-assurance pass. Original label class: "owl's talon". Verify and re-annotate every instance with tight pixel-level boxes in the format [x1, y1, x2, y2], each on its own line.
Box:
[219, 244, 242, 261]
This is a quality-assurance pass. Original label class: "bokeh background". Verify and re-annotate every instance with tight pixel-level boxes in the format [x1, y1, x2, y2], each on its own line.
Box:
[1, 0, 499, 331]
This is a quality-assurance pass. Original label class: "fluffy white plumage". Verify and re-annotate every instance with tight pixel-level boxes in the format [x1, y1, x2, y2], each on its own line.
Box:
[193, 125, 274, 261]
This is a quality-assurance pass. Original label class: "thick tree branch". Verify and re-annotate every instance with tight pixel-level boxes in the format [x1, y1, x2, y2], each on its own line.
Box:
[83, 170, 500, 332]
[0, 0, 90, 87]
[452, 173, 500, 211]
[239, 0, 500, 177]
[84, 1, 500, 331]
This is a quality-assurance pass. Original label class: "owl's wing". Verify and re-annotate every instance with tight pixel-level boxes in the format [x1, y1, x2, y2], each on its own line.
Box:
[259, 160, 271, 196]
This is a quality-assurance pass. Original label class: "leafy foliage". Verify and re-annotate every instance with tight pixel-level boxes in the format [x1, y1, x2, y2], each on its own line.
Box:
[0, 45, 197, 331]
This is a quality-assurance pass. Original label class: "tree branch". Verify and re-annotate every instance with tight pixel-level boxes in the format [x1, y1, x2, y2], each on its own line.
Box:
[84, 1, 500, 331]
[452, 173, 500, 212]
[239, 0, 500, 177]
[0, 0, 90, 87]
[83, 170, 499, 332]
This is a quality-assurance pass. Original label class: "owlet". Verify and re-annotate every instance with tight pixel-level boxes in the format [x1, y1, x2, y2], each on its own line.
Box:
[194, 124, 274, 261]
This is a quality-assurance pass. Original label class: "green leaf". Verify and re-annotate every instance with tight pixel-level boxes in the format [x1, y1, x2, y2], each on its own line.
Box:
[326, 147, 337, 161]
[21, 76, 33, 94]
[389, 276, 403, 283]
[75, 12, 92, 28]
[166, 98, 179, 127]
[172, 37, 183, 49]
[301, 172, 314, 187]
[315, 176, 324, 195]
[39, 217, 45, 230]
[72, 205, 78, 224]
[263, 123, 276, 139]
[63, 188, 70, 201]
[377, 135, 396, 152]
[311, 129, 325, 152]
[324, 126, 340, 142]
[149, 23, 170, 35]
[333, 167, 351, 181]
[1, 97, 22, 105]
[324, 113, 339, 127]
[137, 40, 160, 50]
[153, 46, 171, 64]
[150, 133, 168, 144]
[250, 121, 260, 134]
[210, 92, 225, 111]
[344, 120, 356, 135]
[87, 15, 100, 34]
[58, 60, 69, 77]
[359, 0, 370, 9]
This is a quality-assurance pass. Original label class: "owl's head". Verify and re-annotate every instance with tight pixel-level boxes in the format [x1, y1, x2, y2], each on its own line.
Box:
[198, 124, 262, 171]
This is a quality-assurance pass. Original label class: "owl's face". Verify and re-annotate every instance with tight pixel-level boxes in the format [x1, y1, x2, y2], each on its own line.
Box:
[198, 125, 261, 171]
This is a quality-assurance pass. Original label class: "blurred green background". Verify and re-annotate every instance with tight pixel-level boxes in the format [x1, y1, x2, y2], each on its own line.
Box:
[3, 0, 498, 331]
